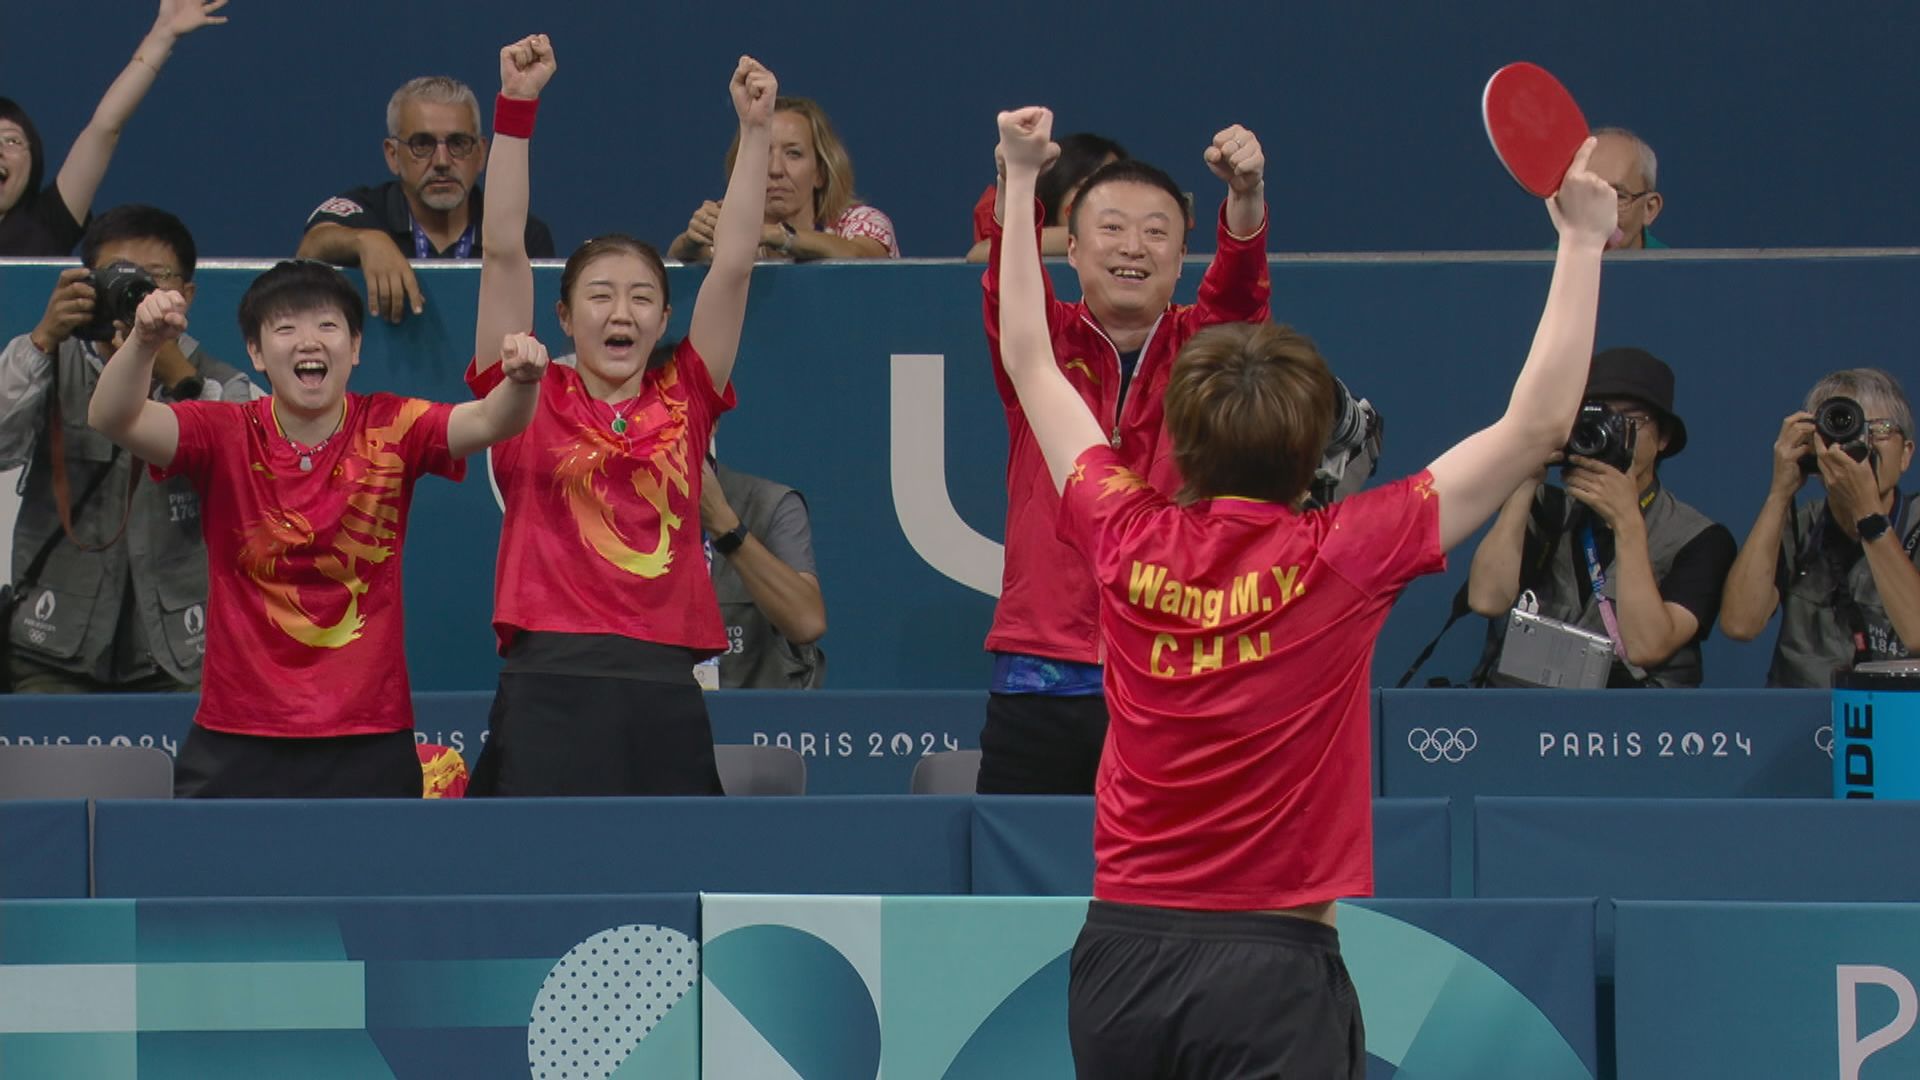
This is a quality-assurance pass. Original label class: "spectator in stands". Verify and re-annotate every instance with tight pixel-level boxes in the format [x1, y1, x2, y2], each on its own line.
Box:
[86, 260, 548, 796]
[1467, 348, 1737, 687]
[1589, 126, 1665, 251]
[965, 132, 1127, 262]
[0, 0, 228, 256]
[702, 452, 827, 688]
[993, 107, 1614, 1080]
[669, 96, 897, 261]
[297, 76, 557, 325]
[0, 205, 255, 693]
[464, 38, 777, 796]
[1720, 369, 1920, 685]
[974, 123, 1272, 794]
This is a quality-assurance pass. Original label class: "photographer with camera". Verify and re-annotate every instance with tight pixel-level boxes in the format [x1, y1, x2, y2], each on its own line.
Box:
[1720, 370, 1920, 685]
[0, 205, 256, 693]
[1467, 347, 1735, 687]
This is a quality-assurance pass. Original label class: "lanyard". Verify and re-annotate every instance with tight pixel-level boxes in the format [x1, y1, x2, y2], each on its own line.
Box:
[1578, 524, 1628, 660]
[411, 218, 475, 260]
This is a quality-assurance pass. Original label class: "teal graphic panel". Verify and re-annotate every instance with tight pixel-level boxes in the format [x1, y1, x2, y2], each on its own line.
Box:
[701, 895, 1594, 1080]
[0, 895, 700, 1080]
[1616, 901, 1920, 1080]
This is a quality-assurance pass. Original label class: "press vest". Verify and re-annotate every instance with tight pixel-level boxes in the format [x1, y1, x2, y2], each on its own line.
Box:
[8, 336, 246, 684]
[1531, 485, 1717, 688]
[711, 466, 825, 689]
[1767, 494, 1920, 687]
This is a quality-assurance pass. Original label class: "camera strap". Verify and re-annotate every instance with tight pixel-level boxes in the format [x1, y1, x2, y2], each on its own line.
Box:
[48, 395, 139, 554]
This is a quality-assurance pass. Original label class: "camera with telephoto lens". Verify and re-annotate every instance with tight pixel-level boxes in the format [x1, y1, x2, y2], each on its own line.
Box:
[1306, 377, 1384, 508]
[73, 261, 158, 343]
[1562, 402, 1637, 473]
[1799, 395, 1872, 476]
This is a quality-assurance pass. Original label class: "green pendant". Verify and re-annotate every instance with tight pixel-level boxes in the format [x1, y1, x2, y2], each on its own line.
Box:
[611, 416, 628, 435]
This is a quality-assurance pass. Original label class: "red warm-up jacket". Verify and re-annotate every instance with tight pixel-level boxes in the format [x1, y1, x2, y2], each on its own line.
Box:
[981, 199, 1271, 663]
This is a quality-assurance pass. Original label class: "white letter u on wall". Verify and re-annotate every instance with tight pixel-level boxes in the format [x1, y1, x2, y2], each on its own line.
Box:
[889, 353, 1003, 597]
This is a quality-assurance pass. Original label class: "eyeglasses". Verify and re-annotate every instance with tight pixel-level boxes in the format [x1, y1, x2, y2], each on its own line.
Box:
[1618, 412, 1654, 431]
[393, 132, 479, 160]
[1868, 418, 1907, 441]
[1610, 184, 1652, 207]
[0, 134, 27, 152]
[143, 265, 185, 285]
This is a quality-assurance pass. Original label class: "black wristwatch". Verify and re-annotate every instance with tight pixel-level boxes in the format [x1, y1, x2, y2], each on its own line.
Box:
[1858, 512, 1892, 543]
[712, 524, 749, 555]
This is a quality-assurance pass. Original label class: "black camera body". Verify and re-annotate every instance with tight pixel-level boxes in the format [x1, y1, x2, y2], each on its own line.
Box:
[73, 261, 157, 343]
[1563, 402, 1637, 473]
[1306, 377, 1384, 508]
[1800, 395, 1874, 476]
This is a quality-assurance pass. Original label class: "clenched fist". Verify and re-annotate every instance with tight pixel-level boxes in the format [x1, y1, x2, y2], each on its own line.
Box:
[500, 34, 557, 100]
[499, 332, 550, 384]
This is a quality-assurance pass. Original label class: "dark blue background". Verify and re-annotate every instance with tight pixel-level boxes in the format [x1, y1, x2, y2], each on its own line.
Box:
[3, 1, 1916, 255]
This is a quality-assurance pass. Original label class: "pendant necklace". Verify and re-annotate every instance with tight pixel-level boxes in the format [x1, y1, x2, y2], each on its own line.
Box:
[274, 401, 348, 472]
[610, 403, 630, 436]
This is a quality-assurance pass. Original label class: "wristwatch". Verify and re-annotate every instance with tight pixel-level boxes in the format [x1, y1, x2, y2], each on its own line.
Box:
[778, 221, 797, 253]
[1857, 512, 1892, 543]
[712, 523, 749, 555]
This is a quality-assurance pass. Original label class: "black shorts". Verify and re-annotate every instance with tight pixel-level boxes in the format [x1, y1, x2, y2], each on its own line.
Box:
[468, 672, 722, 797]
[1068, 901, 1366, 1080]
[173, 725, 421, 799]
[976, 692, 1108, 795]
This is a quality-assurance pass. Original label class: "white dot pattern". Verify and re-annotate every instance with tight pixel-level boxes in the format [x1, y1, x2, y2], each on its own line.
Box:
[527, 923, 698, 1080]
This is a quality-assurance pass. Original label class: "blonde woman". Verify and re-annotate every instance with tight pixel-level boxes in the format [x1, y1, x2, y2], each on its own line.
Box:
[670, 96, 898, 261]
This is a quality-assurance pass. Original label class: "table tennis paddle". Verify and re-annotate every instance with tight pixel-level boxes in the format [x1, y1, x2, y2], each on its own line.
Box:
[1483, 62, 1589, 198]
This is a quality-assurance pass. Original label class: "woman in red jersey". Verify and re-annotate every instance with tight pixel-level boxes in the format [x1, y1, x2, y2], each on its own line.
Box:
[88, 261, 548, 797]
[992, 105, 1618, 1078]
[464, 35, 777, 796]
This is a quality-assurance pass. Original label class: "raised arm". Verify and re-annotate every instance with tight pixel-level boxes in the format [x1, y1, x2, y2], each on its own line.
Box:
[1204, 124, 1268, 240]
[686, 57, 777, 389]
[1426, 138, 1614, 551]
[1718, 413, 1811, 639]
[447, 333, 546, 457]
[473, 33, 553, 373]
[1815, 440, 1920, 650]
[997, 107, 1108, 492]
[1466, 471, 1547, 615]
[87, 290, 183, 468]
[56, 0, 228, 225]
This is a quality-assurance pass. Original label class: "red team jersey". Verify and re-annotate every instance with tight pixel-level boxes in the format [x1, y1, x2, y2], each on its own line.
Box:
[468, 340, 735, 656]
[157, 393, 463, 738]
[1058, 446, 1445, 910]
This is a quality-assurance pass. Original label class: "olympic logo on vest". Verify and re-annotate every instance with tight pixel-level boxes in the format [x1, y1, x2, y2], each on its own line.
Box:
[1407, 726, 1478, 763]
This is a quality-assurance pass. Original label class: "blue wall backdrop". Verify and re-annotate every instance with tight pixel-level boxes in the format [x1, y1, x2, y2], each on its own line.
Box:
[6, 254, 1919, 691]
[3, 1, 1918, 255]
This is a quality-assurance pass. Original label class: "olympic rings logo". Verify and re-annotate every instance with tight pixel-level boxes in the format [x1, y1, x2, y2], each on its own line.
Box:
[1815, 724, 1834, 759]
[1407, 727, 1478, 764]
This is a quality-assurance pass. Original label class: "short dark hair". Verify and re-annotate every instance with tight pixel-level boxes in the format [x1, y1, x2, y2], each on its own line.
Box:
[1164, 322, 1336, 505]
[1067, 158, 1186, 237]
[0, 97, 48, 209]
[1038, 133, 1128, 226]
[559, 234, 670, 310]
[80, 205, 198, 280]
[236, 260, 365, 346]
